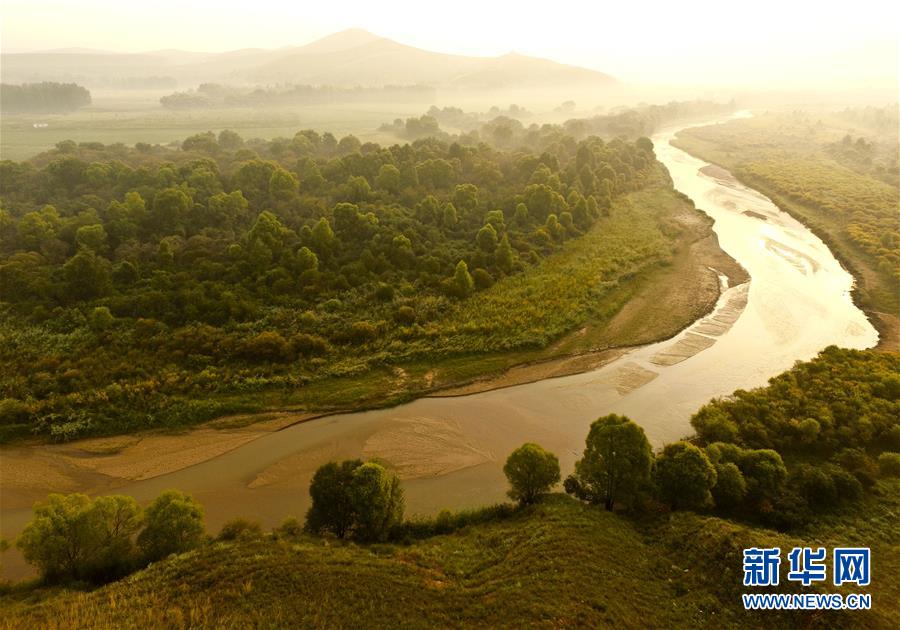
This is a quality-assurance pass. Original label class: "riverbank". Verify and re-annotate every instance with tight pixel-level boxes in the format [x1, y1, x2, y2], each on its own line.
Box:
[0, 182, 746, 512]
[671, 120, 899, 352]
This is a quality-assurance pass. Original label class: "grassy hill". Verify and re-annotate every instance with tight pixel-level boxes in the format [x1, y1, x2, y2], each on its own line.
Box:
[2, 490, 897, 629]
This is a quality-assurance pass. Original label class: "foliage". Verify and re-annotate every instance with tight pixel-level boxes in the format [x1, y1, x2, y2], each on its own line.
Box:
[690, 347, 899, 528]
[1, 82, 91, 113]
[306, 460, 404, 541]
[217, 518, 264, 541]
[0, 122, 686, 441]
[653, 441, 716, 510]
[16, 493, 141, 583]
[566, 414, 652, 510]
[503, 442, 561, 505]
[137, 490, 205, 563]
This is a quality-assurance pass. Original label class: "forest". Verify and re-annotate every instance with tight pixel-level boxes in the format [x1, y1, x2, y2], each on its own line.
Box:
[0, 118, 681, 441]
[0, 82, 92, 113]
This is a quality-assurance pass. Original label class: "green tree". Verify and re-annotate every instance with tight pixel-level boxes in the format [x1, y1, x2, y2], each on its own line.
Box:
[711, 462, 747, 510]
[570, 414, 652, 510]
[496, 233, 515, 273]
[75, 223, 108, 252]
[503, 443, 561, 505]
[62, 250, 111, 301]
[348, 462, 404, 542]
[17, 493, 141, 583]
[450, 260, 474, 298]
[476, 223, 498, 253]
[653, 442, 717, 510]
[137, 490, 205, 563]
[306, 460, 362, 539]
[376, 164, 402, 194]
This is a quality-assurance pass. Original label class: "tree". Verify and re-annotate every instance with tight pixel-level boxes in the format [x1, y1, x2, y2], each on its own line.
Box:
[570, 414, 652, 510]
[17, 493, 141, 583]
[62, 250, 111, 301]
[137, 490, 205, 563]
[503, 443, 560, 505]
[348, 462, 404, 542]
[376, 164, 402, 194]
[75, 223, 108, 252]
[449, 260, 474, 298]
[306, 460, 362, 539]
[711, 462, 747, 510]
[653, 442, 717, 510]
[149, 187, 192, 235]
[306, 460, 403, 542]
[476, 224, 498, 253]
[496, 233, 515, 273]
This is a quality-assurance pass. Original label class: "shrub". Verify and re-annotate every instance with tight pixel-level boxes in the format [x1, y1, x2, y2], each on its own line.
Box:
[218, 518, 263, 541]
[137, 490, 205, 562]
[878, 452, 900, 476]
[503, 443, 560, 505]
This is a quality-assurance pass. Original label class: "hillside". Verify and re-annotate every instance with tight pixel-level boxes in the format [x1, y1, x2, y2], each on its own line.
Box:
[2, 492, 897, 628]
[0, 29, 616, 90]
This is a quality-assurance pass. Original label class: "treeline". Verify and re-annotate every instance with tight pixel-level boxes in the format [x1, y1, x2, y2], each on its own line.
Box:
[160, 83, 435, 109]
[380, 100, 736, 145]
[10, 348, 898, 588]
[0, 125, 657, 440]
[0, 82, 91, 113]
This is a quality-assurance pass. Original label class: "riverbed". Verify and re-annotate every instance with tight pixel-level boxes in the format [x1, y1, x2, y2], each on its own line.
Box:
[0, 115, 878, 579]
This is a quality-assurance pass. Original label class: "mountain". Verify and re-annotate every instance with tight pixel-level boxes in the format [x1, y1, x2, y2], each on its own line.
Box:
[0, 29, 617, 90]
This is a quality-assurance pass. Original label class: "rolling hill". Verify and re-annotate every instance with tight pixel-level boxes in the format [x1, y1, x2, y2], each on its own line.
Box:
[0, 28, 617, 91]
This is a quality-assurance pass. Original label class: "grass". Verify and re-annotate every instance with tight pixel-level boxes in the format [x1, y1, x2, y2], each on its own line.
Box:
[2, 490, 896, 628]
[0, 101, 420, 160]
[672, 113, 899, 349]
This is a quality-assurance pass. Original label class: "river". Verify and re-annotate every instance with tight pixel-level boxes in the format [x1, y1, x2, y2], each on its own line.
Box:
[0, 115, 878, 578]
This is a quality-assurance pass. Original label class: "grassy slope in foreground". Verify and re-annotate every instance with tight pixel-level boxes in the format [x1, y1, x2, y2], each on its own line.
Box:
[2, 490, 897, 629]
[671, 116, 899, 350]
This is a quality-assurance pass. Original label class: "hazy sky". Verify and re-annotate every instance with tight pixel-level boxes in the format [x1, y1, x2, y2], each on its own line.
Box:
[2, 0, 898, 87]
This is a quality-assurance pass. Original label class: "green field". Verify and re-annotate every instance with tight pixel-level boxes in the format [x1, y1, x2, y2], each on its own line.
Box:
[0, 99, 419, 161]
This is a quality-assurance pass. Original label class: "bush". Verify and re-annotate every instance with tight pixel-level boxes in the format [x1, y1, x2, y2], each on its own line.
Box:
[878, 452, 900, 476]
[218, 518, 263, 541]
[503, 443, 560, 505]
[274, 517, 304, 540]
[137, 490, 205, 562]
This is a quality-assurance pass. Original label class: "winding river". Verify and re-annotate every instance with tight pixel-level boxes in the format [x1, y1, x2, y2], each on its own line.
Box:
[0, 115, 879, 578]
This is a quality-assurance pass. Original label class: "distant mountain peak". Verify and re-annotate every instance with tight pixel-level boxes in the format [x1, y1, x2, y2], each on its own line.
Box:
[301, 28, 385, 53]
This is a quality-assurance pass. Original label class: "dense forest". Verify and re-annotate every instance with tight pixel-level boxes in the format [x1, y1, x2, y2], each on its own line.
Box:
[0, 118, 679, 440]
[160, 83, 435, 109]
[0, 82, 92, 113]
